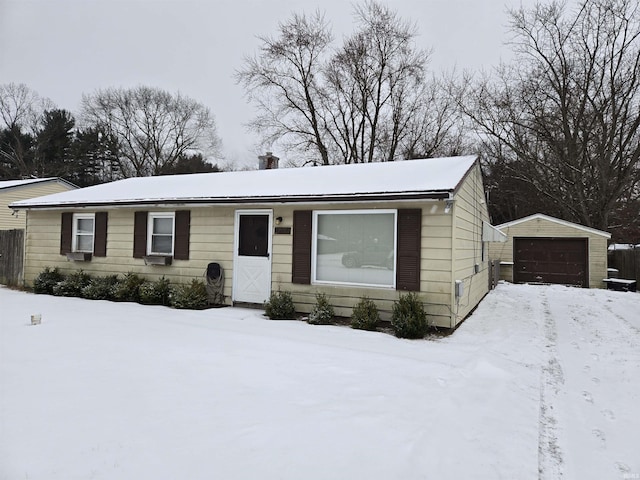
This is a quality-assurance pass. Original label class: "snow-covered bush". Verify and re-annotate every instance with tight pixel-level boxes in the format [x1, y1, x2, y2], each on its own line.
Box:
[33, 267, 65, 294]
[139, 276, 172, 306]
[391, 292, 428, 339]
[113, 272, 145, 302]
[170, 279, 208, 309]
[52, 270, 92, 297]
[264, 291, 296, 319]
[308, 292, 335, 325]
[82, 275, 119, 300]
[112, 272, 145, 302]
[350, 296, 380, 331]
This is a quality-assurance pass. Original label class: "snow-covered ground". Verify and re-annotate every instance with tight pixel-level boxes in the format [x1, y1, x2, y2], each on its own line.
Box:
[1, 283, 639, 480]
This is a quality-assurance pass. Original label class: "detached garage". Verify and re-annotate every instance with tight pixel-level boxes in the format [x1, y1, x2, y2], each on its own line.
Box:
[489, 214, 611, 288]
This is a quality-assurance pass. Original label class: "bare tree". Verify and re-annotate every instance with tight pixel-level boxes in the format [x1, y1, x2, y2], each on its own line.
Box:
[236, 11, 333, 165]
[80, 86, 221, 177]
[401, 73, 472, 160]
[0, 83, 54, 178]
[0, 83, 53, 131]
[326, 1, 429, 163]
[464, 0, 640, 231]
[236, 1, 432, 165]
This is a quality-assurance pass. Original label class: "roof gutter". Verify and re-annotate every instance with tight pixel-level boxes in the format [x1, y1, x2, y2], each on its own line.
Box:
[11, 190, 452, 210]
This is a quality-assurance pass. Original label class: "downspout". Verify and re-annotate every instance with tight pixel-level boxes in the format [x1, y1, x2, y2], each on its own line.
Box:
[447, 193, 456, 329]
[21, 209, 27, 286]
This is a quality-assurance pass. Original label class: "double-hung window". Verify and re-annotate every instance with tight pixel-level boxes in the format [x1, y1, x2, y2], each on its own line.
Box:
[72, 213, 95, 253]
[312, 210, 397, 288]
[147, 213, 175, 255]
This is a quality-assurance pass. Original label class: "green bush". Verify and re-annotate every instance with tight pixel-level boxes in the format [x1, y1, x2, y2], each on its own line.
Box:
[112, 272, 146, 302]
[264, 290, 296, 319]
[391, 292, 428, 339]
[52, 270, 92, 297]
[33, 267, 65, 294]
[81, 275, 119, 300]
[171, 279, 208, 309]
[139, 276, 172, 306]
[350, 297, 380, 331]
[308, 292, 335, 325]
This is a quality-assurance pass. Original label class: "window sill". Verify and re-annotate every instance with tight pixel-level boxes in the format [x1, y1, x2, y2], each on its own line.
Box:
[143, 255, 173, 266]
[66, 252, 92, 262]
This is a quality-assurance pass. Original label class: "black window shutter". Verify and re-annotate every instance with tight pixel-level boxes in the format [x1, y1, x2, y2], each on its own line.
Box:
[396, 209, 422, 291]
[174, 210, 190, 260]
[60, 212, 72, 255]
[133, 211, 148, 258]
[292, 210, 312, 284]
[94, 212, 108, 257]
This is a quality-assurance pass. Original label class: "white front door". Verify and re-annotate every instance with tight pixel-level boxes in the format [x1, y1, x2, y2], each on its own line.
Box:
[232, 210, 273, 304]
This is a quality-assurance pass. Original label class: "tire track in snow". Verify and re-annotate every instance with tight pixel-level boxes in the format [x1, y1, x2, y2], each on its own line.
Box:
[557, 289, 639, 477]
[537, 289, 565, 480]
[602, 302, 640, 337]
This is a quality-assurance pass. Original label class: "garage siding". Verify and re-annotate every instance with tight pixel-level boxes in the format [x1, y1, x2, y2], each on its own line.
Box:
[488, 215, 609, 289]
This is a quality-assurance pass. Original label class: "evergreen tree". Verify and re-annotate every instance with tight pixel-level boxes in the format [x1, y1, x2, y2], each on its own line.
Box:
[71, 126, 121, 186]
[158, 153, 221, 175]
[34, 109, 75, 178]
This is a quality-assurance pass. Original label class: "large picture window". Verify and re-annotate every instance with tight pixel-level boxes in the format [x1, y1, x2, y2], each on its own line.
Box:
[313, 210, 396, 288]
[72, 214, 95, 253]
[147, 213, 175, 255]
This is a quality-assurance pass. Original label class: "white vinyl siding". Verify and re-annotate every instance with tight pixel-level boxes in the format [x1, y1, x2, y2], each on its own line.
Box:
[451, 164, 491, 327]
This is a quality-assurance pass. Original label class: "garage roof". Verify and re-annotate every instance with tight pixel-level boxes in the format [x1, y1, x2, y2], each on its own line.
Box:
[496, 213, 611, 239]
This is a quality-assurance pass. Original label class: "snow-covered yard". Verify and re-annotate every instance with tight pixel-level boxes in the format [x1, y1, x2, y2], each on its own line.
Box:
[1, 283, 639, 480]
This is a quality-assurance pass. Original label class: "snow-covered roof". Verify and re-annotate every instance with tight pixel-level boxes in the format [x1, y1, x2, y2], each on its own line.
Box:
[11, 156, 477, 209]
[608, 243, 638, 251]
[496, 213, 611, 239]
[0, 177, 77, 192]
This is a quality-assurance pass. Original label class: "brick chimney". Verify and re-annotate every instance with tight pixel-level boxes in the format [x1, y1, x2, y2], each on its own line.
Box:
[258, 151, 279, 170]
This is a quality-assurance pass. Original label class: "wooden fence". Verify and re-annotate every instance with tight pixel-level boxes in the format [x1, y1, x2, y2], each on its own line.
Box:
[608, 249, 640, 283]
[0, 229, 24, 286]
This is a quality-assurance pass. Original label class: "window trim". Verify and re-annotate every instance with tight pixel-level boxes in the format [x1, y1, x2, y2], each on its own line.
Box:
[311, 209, 397, 289]
[72, 213, 95, 253]
[147, 212, 175, 256]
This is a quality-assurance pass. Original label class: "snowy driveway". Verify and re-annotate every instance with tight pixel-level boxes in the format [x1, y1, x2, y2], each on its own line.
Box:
[530, 286, 640, 479]
[1, 283, 639, 479]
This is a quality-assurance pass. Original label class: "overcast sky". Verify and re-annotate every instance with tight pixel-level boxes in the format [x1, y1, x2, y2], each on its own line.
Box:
[1, 0, 541, 168]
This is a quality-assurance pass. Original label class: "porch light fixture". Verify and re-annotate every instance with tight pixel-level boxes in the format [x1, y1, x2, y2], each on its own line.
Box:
[444, 199, 454, 214]
[275, 216, 283, 225]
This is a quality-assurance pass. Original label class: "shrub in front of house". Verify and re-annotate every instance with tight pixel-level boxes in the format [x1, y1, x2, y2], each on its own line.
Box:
[112, 272, 146, 302]
[82, 274, 119, 300]
[52, 270, 92, 297]
[350, 296, 380, 331]
[170, 279, 208, 309]
[264, 290, 296, 319]
[139, 276, 172, 306]
[33, 267, 65, 295]
[391, 292, 428, 339]
[308, 292, 335, 325]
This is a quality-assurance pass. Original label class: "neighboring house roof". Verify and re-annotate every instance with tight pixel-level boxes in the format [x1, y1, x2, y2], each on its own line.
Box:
[0, 177, 77, 192]
[10, 156, 478, 209]
[496, 213, 611, 239]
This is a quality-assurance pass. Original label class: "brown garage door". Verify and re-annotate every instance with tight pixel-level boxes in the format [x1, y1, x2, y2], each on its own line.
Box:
[514, 237, 588, 287]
